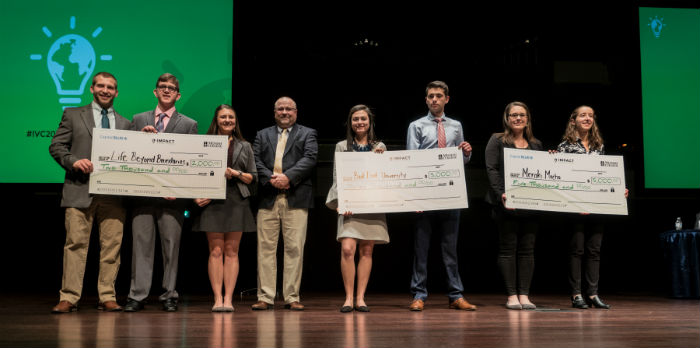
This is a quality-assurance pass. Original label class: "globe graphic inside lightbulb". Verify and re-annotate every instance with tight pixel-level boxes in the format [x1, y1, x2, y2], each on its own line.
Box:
[650, 19, 663, 38]
[46, 33, 95, 98]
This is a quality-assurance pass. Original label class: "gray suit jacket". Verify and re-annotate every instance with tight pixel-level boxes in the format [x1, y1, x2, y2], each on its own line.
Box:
[229, 140, 257, 198]
[253, 124, 318, 209]
[130, 110, 198, 135]
[49, 104, 131, 208]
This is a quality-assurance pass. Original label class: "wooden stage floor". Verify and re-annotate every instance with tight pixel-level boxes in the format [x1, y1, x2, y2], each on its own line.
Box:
[0, 293, 697, 347]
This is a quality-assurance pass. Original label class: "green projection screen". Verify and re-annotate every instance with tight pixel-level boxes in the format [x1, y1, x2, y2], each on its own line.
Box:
[640, 7, 700, 189]
[0, 0, 232, 183]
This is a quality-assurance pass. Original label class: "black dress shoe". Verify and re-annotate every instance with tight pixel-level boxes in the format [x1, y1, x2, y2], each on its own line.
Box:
[162, 298, 178, 312]
[587, 295, 611, 309]
[124, 299, 144, 312]
[354, 305, 370, 312]
[340, 306, 353, 313]
[571, 295, 589, 309]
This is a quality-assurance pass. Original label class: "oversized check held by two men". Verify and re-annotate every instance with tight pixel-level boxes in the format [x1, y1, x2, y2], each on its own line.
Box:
[503, 148, 628, 215]
[89, 128, 228, 199]
[336, 147, 469, 214]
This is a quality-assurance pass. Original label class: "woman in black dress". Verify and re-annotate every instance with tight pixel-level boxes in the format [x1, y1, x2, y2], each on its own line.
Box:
[485, 101, 542, 310]
[192, 104, 257, 312]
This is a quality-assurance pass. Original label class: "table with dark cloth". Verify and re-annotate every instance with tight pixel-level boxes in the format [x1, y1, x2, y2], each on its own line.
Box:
[659, 230, 700, 298]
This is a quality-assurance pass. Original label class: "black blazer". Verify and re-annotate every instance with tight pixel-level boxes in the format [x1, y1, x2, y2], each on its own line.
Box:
[484, 133, 543, 206]
[253, 124, 318, 209]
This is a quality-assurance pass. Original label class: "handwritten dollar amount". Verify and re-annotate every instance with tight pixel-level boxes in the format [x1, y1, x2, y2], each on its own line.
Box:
[428, 169, 460, 179]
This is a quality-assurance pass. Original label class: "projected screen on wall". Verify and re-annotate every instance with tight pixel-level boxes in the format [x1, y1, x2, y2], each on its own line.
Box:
[0, 0, 232, 183]
[640, 7, 700, 189]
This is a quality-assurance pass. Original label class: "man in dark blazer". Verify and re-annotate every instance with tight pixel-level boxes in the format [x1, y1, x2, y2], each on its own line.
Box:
[124, 73, 198, 312]
[251, 96, 318, 310]
[49, 72, 131, 313]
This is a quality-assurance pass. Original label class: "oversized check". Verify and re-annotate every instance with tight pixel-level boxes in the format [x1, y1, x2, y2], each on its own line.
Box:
[89, 128, 227, 199]
[504, 148, 627, 215]
[336, 147, 468, 214]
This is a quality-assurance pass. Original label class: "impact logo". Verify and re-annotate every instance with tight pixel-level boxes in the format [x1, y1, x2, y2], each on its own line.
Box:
[647, 16, 666, 38]
[438, 153, 457, 160]
[152, 138, 175, 144]
[204, 141, 223, 148]
[29, 16, 113, 109]
[554, 157, 573, 163]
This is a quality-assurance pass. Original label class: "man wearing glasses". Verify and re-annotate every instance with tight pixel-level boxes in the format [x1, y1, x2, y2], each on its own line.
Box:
[251, 97, 318, 310]
[406, 80, 475, 311]
[124, 73, 198, 312]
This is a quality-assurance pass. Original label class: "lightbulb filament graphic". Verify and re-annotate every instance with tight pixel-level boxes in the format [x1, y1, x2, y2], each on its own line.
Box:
[648, 16, 666, 38]
[29, 16, 113, 108]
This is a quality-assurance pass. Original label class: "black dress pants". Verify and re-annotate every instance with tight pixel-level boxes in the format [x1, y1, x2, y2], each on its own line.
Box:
[568, 218, 604, 296]
[493, 207, 537, 296]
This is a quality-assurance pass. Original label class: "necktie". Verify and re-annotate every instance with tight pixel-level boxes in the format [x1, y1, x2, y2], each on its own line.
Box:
[273, 129, 288, 174]
[156, 113, 167, 132]
[101, 108, 110, 129]
[435, 118, 446, 148]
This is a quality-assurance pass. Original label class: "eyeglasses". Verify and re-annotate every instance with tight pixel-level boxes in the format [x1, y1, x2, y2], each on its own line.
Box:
[157, 85, 178, 92]
[275, 107, 297, 112]
[508, 113, 527, 119]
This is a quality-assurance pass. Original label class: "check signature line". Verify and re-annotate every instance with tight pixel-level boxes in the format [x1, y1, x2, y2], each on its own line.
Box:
[567, 201, 622, 206]
[161, 186, 221, 189]
[407, 165, 445, 168]
[572, 169, 606, 174]
[171, 152, 208, 155]
[404, 196, 462, 201]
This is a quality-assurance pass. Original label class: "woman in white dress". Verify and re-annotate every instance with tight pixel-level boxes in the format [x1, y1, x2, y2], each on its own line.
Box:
[326, 104, 389, 313]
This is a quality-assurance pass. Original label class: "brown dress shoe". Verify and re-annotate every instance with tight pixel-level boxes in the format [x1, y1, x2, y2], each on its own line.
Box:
[284, 301, 304, 311]
[449, 297, 477, 311]
[51, 300, 77, 314]
[98, 301, 123, 312]
[409, 299, 424, 311]
[251, 301, 272, 310]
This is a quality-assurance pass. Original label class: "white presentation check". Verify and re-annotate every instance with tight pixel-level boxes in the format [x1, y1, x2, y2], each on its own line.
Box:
[336, 147, 468, 214]
[89, 128, 228, 199]
[504, 148, 627, 215]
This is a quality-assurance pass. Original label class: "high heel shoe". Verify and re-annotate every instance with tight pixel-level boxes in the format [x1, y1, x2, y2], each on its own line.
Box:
[587, 295, 611, 309]
[571, 295, 589, 309]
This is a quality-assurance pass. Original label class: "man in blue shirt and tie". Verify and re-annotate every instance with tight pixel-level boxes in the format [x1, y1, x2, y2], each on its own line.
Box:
[406, 80, 475, 311]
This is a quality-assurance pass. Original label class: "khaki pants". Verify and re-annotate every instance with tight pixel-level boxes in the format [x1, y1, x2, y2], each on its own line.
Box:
[256, 195, 308, 304]
[60, 196, 125, 304]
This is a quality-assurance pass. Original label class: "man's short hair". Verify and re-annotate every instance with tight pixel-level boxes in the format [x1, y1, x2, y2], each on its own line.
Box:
[92, 72, 117, 89]
[425, 80, 449, 96]
[156, 73, 179, 91]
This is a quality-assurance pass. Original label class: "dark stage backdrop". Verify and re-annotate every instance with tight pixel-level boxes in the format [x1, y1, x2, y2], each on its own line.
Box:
[2, 1, 699, 299]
